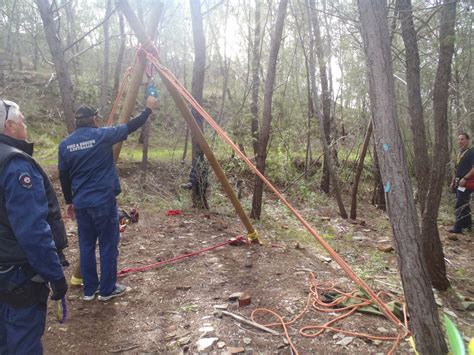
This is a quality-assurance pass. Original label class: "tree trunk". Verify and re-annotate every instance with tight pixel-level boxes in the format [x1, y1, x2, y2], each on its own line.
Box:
[357, 1, 447, 353]
[36, 0, 75, 133]
[250, 0, 288, 219]
[350, 119, 372, 219]
[64, 0, 80, 80]
[113, 12, 126, 96]
[189, 0, 209, 209]
[420, 0, 456, 291]
[398, 0, 430, 214]
[100, 0, 112, 116]
[140, 117, 151, 185]
[310, 1, 331, 194]
[294, 0, 314, 180]
[250, 0, 261, 158]
[309, 0, 347, 219]
[6, 0, 18, 71]
[371, 143, 386, 210]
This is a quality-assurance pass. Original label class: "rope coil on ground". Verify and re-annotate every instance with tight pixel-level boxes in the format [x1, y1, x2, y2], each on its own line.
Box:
[249, 273, 407, 355]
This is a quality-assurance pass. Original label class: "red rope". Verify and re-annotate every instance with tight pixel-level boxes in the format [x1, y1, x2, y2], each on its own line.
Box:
[117, 235, 246, 276]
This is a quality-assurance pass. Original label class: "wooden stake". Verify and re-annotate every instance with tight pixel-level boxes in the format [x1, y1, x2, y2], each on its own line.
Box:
[119, 0, 256, 236]
[221, 310, 280, 335]
[113, 0, 163, 162]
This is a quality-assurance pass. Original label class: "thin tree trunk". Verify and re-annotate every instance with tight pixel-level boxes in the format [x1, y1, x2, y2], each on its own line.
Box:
[140, 118, 151, 185]
[358, 1, 447, 353]
[113, 12, 126, 95]
[371, 143, 386, 210]
[190, 0, 208, 209]
[420, 0, 456, 291]
[100, 0, 112, 116]
[140, 8, 162, 184]
[250, 0, 288, 219]
[308, 0, 347, 219]
[6, 0, 18, 71]
[181, 37, 189, 163]
[250, 0, 261, 158]
[64, 0, 80, 80]
[182, 128, 189, 162]
[36, 0, 75, 133]
[309, 0, 331, 194]
[398, 0, 430, 214]
[350, 119, 372, 219]
[293, 0, 314, 180]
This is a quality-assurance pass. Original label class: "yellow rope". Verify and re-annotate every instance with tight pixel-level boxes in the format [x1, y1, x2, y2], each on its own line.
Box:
[247, 231, 262, 244]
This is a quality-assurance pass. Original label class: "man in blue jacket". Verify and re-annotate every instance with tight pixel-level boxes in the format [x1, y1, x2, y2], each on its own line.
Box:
[58, 96, 157, 301]
[0, 99, 67, 354]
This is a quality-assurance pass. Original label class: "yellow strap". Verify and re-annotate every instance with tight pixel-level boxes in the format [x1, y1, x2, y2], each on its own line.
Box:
[408, 336, 419, 355]
[56, 301, 63, 321]
[247, 231, 262, 244]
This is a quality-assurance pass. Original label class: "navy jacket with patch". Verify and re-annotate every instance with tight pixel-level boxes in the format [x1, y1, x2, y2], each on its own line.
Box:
[0, 135, 64, 282]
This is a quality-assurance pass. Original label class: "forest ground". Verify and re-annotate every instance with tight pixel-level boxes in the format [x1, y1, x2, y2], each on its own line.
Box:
[41, 159, 473, 354]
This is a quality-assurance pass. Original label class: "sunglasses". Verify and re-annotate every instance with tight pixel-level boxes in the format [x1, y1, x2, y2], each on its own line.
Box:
[2, 100, 12, 122]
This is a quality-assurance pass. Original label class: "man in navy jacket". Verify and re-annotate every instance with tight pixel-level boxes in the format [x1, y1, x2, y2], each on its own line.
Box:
[58, 96, 157, 301]
[0, 99, 67, 354]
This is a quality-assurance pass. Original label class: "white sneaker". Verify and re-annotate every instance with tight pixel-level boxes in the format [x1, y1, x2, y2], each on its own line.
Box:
[83, 290, 99, 301]
[98, 284, 127, 301]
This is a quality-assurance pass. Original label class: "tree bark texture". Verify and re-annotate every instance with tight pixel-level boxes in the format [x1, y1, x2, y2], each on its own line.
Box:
[357, 1, 447, 353]
[100, 0, 112, 116]
[250, 0, 288, 219]
[250, 0, 261, 158]
[350, 119, 372, 219]
[310, 0, 331, 194]
[308, 0, 347, 219]
[36, 0, 76, 133]
[398, 0, 430, 214]
[371, 143, 386, 210]
[113, 12, 126, 99]
[63, 0, 80, 80]
[420, 0, 456, 291]
[190, 0, 209, 209]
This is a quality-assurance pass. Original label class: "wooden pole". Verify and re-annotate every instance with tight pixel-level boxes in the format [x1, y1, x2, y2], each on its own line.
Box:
[158, 71, 255, 235]
[113, 0, 163, 162]
[118, 0, 256, 236]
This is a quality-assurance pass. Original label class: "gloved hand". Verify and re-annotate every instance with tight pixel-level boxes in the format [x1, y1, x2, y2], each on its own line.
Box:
[50, 277, 68, 301]
[57, 249, 69, 267]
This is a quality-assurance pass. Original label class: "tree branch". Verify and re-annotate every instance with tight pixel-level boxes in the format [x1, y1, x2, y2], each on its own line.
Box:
[63, 7, 117, 53]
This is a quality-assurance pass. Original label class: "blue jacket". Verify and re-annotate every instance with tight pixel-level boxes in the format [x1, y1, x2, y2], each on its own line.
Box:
[58, 124, 128, 208]
[58, 108, 152, 208]
[0, 136, 64, 282]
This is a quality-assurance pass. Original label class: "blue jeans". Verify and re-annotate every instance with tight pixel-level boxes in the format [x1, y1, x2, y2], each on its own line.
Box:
[76, 198, 119, 297]
[0, 267, 47, 354]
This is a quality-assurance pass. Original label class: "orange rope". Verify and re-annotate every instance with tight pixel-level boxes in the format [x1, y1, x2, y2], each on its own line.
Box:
[144, 49, 407, 333]
[107, 66, 133, 126]
[249, 273, 407, 355]
[106, 47, 409, 352]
